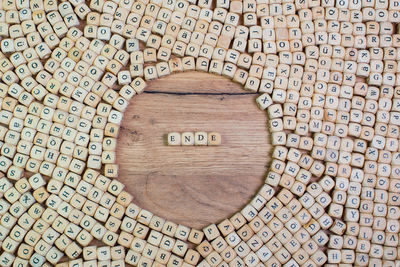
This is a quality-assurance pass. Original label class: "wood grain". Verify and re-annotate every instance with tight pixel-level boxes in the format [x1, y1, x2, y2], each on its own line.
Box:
[117, 72, 272, 229]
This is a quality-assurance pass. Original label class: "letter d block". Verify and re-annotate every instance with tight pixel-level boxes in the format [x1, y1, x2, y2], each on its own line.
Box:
[195, 132, 208, 145]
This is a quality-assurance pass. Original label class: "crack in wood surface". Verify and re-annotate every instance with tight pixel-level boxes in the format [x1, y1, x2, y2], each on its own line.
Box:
[144, 90, 257, 95]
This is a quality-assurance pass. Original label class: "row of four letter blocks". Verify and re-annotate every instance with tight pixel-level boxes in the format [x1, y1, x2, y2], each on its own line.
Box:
[167, 132, 221, 146]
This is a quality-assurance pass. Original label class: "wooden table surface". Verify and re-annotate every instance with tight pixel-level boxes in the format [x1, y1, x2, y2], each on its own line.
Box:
[117, 72, 272, 230]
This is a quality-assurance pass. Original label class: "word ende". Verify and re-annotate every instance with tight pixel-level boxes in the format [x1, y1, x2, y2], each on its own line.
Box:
[167, 132, 222, 146]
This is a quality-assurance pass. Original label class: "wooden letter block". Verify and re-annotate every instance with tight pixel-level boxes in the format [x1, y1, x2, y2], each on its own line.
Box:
[207, 132, 221, 145]
[181, 132, 195, 146]
[195, 132, 208, 146]
[167, 133, 181, 146]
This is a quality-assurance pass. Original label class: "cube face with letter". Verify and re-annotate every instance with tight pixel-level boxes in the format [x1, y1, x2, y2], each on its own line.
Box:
[195, 132, 208, 146]
[208, 132, 221, 146]
[182, 132, 195, 146]
[167, 132, 181, 146]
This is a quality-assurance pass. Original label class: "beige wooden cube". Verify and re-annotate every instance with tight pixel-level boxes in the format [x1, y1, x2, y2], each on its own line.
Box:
[195, 132, 208, 146]
[168, 132, 181, 146]
[208, 132, 221, 145]
[182, 132, 195, 146]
